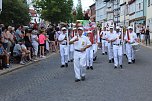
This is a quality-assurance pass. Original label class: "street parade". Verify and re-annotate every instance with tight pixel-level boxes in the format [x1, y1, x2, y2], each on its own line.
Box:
[0, 0, 152, 101]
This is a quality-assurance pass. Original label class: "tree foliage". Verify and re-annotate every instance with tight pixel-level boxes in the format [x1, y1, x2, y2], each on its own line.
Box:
[33, 0, 73, 23]
[0, 0, 30, 26]
[76, 1, 84, 20]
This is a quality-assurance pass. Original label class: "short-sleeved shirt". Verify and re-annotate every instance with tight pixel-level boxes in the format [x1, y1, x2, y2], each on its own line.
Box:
[39, 34, 46, 44]
[100, 31, 107, 39]
[13, 44, 22, 54]
[70, 34, 91, 50]
[112, 32, 122, 44]
[31, 34, 38, 44]
[124, 32, 137, 43]
[105, 31, 116, 42]
[15, 29, 22, 41]
[58, 33, 67, 45]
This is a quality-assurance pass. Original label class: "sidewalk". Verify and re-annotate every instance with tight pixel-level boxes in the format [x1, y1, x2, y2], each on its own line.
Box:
[140, 40, 152, 49]
[0, 52, 57, 76]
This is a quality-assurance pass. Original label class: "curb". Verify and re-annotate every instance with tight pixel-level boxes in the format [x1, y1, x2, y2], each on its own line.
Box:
[0, 52, 58, 76]
[140, 43, 152, 49]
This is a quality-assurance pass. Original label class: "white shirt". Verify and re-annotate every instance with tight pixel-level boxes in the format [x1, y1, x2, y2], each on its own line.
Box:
[100, 31, 107, 39]
[106, 31, 116, 43]
[70, 35, 91, 50]
[124, 31, 137, 43]
[112, 32, 122, 44]
[58, 33, 68, 45]
[136, 27, 140, 33]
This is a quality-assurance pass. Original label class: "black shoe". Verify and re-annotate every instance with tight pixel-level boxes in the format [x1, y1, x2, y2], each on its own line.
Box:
[102, 53, 105, 55]
[114, 66, 117, 69]
[132, 59, 135, 63]
[90, 66, 93, 70]
[70, 59, 73, 62]
[93, 56, 97, 61]
[105, 52, 107, 55]
[68, 60, 70, 62]
[112, 58, 114, 63]
[120, 65, 123, 69]
[81, 76, 85, 81]
[86, 66, 90, 70]
[109, 60, 112, 63]
[61, 65, 65, 68]
[65, 63, 68, 67]
[128, 62, 131, 64]
[75, 79, 81, 82]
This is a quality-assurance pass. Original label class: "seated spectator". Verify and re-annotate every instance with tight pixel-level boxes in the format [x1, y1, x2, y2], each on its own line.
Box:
[0, 41, 10, 69]
[21, 40, 32, 61]
[13, 40, 26, 65]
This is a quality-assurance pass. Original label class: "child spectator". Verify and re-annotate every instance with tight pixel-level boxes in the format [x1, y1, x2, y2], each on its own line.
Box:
[38, 30, 46, 58]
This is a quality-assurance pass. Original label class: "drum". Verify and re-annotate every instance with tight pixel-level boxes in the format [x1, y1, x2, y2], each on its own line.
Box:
[131, 42, 140, 51]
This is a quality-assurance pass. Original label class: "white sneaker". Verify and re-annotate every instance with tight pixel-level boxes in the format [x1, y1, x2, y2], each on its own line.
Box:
[42, 56, 46, 58]
[20, 61, 25, 65]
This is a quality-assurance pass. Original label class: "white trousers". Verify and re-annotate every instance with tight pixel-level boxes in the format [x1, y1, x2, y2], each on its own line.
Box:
[69, 44, 74, 60]
[32, 42, 39, 56]
[126, 43, 135, 62]
[86, 47, 93, 67]
[122, 42, 126, 55]
[102, 40, 108, 53]
[59, 45, 68, 65]
[74, 51, 87, 79]
[113, 45, 123, 66]
[108, 43, 114, 60]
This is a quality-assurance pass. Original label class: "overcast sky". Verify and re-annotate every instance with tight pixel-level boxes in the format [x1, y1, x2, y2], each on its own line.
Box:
[73, 0, 95, 10]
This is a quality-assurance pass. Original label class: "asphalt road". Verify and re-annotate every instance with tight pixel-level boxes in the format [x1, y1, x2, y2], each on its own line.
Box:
[0, 46, 152, 101]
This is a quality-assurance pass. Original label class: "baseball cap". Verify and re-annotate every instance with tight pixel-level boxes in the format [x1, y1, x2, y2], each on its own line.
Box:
[109, 26, 114, 29]
[128, 26, 133, 29]
[61, 27, 66, 30]
[78, 27, 84, 30]
[116, 26, 120, 29]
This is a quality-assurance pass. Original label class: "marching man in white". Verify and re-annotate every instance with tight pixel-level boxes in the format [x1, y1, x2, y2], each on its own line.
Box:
[69, 27, 92, 82]
[106, 26, 115, 63]
[124, 26, 138, 64]
[58, 27, 69, 68]
[100, 27, 108, 55]
[86, 31, 94, 70]
[112, 26, 123, 69]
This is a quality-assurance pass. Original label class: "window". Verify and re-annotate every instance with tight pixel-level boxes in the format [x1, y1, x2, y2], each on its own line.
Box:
[148, 0, 150, 7]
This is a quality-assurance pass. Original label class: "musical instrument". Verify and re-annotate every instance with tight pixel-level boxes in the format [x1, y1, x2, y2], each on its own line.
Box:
[131, 42, 140, 51]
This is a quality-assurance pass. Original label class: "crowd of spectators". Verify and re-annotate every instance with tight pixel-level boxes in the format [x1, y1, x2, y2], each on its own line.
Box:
[136, 24, 151, 46]
[0, 24, 61, 70]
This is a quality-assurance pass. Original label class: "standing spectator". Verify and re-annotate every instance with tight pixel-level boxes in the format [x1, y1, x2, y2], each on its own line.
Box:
[47, 27, 56, 52]
[39, 30, 46, 58]
[55, 27, 61, 48]
[31, 30, 39, 60]
[15, 25, 23, 42]
[136, 25, 141, 39]
[0, 41, 10, 69]
[145, 26, 151, 46]
[24, 29, 32, 52]
[140, 28, 145, 44]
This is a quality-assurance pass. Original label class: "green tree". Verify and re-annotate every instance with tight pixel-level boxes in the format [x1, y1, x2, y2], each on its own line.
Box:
[76, 1, 83, 20]
[33, 0, 73, 24]
[0, 0, 30, 26]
